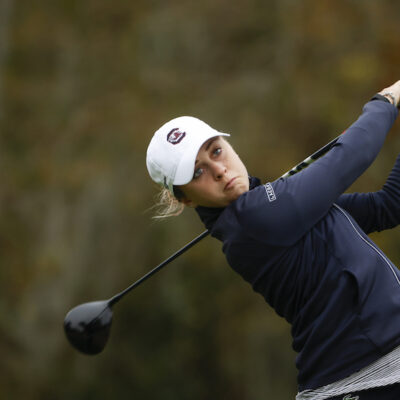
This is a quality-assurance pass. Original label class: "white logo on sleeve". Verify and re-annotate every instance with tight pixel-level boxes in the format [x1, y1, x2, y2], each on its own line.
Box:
[264, 183, 276, 202]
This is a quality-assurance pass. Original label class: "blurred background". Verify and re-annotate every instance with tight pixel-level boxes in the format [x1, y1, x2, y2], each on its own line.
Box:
[1, 0, 400, 398]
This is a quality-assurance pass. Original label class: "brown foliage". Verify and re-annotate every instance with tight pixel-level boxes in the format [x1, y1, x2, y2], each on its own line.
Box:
[1, 1, 400, 399]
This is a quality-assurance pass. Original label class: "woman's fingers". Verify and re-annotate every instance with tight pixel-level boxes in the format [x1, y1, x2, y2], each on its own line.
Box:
[378, 80, 400, 108]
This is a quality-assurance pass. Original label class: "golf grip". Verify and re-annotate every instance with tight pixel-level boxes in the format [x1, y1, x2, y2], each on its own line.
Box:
[111, 133, 341, 303]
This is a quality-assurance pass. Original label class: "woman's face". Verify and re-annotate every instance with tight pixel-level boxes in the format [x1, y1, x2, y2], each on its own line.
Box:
[179, 137, 249, 208]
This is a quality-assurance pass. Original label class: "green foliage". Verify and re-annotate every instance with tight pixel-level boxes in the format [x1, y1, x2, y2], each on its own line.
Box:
[1, 0, 400, 398]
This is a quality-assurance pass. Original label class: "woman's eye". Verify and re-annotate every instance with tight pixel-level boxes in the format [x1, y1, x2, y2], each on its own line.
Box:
[193, 168, 203, 179]
[213, 147, 222, 156]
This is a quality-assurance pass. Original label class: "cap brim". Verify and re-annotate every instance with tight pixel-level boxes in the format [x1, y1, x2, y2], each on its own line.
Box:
[173, 133, 230, 186]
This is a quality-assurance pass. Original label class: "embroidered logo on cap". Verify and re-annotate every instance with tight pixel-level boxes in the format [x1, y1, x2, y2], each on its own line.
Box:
[167, 128, 186, 145]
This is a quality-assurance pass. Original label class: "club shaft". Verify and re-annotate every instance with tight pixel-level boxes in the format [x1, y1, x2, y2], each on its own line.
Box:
[281, 135, 340, 178]
[108, 230, 210, 306]
[110, 133, 341, 306]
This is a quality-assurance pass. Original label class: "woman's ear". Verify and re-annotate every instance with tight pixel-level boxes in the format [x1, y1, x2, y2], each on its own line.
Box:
[174, 186, 198, 208]
[180, 197, 198, 208]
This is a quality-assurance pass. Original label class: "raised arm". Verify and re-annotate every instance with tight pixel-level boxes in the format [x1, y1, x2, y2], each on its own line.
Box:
[235, 88, 399, 246]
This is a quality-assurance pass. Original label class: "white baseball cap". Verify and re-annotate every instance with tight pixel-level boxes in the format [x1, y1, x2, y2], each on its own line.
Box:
[146, 116, 230, 193]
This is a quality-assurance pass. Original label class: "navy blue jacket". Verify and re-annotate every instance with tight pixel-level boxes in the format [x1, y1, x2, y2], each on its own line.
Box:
[196, 99, 400, 391]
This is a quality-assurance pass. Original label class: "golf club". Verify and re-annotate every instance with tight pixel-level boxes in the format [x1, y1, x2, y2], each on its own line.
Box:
[64, 230, 209, 354]
[64, 133, 342, 355]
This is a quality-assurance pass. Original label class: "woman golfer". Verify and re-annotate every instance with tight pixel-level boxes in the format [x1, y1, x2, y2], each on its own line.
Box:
[146, 81, 400, 400]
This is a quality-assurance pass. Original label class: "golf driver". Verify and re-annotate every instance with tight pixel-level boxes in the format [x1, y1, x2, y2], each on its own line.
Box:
[64, 230, 209, 354]
[64, 133, 341, 355]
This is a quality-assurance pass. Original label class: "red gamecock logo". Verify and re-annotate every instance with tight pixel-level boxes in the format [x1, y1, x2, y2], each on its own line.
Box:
[167, 128, 186, 145]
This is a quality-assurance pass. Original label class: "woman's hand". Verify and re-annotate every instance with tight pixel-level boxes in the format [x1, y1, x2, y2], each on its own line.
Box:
[378, 80, 400, 108]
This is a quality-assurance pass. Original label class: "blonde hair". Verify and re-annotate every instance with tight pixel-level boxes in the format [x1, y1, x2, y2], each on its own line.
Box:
[152, 187, 185, 219]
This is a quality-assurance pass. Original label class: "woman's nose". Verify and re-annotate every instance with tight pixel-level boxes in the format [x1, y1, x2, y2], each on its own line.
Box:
[212, 162, 227, 180]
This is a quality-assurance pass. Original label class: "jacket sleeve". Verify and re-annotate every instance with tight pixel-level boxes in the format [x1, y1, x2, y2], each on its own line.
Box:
[336, 153, 400, 234]
[233, 100, 398, 246]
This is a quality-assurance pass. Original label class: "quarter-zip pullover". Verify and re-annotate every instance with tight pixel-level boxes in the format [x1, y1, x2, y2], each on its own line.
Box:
[196, 99, 400, 391]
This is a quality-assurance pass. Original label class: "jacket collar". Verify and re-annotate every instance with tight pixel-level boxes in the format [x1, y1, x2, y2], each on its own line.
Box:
[195, 176, 261, 231]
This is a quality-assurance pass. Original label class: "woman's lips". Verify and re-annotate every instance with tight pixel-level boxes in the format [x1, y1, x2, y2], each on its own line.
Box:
[225, 177, 237, 190]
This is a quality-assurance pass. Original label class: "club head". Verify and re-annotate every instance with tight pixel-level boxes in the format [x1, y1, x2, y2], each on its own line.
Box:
[64, 300, 113, 355]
